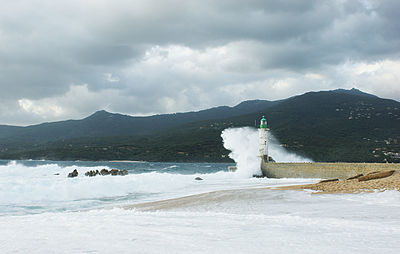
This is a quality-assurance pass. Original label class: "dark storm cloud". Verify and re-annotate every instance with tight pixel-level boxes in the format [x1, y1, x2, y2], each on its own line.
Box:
[75, 45, 142, 66]
[0, 0, 399, 125]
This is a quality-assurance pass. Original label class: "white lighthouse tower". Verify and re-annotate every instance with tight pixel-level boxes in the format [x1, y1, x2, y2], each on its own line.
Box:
[258, 116, 269, 162]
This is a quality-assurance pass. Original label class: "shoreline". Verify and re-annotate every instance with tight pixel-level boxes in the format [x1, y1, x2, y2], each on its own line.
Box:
[274, 170, 400, 194]
[125, 170, 400, 211]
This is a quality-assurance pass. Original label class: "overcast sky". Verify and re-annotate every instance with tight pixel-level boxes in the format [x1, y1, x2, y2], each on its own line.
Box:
[0, 0, 399, 125]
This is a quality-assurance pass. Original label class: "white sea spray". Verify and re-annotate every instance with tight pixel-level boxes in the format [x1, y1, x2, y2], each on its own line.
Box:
[221, 127, 261, 177]
[221, 127, 312, 177]
[269, 133, 313, 163]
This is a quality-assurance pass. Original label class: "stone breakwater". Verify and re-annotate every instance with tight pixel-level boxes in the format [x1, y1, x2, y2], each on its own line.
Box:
[261, 162, 400, 179]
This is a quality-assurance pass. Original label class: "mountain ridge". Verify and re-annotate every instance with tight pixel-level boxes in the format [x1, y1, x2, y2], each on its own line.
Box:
[0, 99, 277, 142]
[1, 88, 399, 163]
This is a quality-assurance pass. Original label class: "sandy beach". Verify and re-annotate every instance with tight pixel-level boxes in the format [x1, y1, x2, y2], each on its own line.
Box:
[276, 170, 400, 194]
[125, 170, 400, 212]
[124, 188, 270, 211]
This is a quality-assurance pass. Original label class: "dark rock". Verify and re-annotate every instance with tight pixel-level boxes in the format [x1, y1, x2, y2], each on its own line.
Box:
[85, 170, 94, 177]
[118, 169, 128, 176]
[319, 178, 339, 183]
[110, 169, 119, 175]
[54, 173, 60, 175]
[358, 170, 395, 182]
[68, 169, 78, 178]
[84, 168, 128, 177]
[100, 169, 110, 175]
[252, 174, 265, 178]
[195, 177, 203, 180]
[347, 174, 364, 180]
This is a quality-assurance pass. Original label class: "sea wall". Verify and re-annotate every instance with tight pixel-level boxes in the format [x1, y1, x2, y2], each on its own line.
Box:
[261, 161, 400, 179]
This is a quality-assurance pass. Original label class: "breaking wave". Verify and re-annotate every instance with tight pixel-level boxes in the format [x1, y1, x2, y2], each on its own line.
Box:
[221, 127, 312, 177]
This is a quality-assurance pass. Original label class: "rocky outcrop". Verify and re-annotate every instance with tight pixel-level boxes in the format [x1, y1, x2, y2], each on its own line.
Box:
[319, 178, 339, 183]
[67, 169, 78, 178]
[91, 168, 128, 176]
[100, 169, 110, 175]
[358, 170, 395, 182]
[252, 174, 265, 178]
[346, 174, 364, 180]
[109, 169, 128, 176]
[110, 169, 119, 175]
[119, 169, 129, 176]
[85, 170, 100, 177]
[67, 168, 128, 177]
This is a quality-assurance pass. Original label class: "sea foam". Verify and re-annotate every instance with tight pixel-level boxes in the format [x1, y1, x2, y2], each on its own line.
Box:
[0, 161, 268, 215]
[221, 127, 312, 177]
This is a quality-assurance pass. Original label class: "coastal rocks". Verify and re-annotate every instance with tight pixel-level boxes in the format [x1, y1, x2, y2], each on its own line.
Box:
[194, 177, 203, 181]
[85, 170, 100, 177]
[319, 178, 339, 183]
[358, 170, 395, 182]
[278, 170, 400, 193]
[110, 169, 119, 175]
[92, 168, 128, 176]
[85, 168, 128, 176]
[347, 174, 364, 180]
[109, 169, 128, 176]
[68, 168, 128, 177]
[67, 169, 78, 178]
[100, 169, 110, 175]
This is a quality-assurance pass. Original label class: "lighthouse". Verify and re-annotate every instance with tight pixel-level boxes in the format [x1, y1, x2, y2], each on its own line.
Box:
[258, 116, 269, 162]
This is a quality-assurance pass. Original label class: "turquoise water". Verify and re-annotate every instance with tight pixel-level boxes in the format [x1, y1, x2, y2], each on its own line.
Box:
[0, 159, 230, 174]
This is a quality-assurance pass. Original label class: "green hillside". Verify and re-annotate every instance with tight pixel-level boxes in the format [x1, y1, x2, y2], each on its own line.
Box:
[0, 89, 399, 163]
[0, 100, 275, 143]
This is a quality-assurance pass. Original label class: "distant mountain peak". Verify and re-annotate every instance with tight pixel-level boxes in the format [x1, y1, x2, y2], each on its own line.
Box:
[94, 109, 110, 114]
[332, 88, 377, 98]
[86, 110, 114, 119]
[233, 99, 276, 112]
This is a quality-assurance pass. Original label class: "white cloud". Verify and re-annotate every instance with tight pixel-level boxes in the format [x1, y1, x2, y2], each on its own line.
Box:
[335, 60, 400, 100]
[17, 84, 124, 122]
[18, 99, 64, 118]
[0, 0, 399, 125]
[104, 73, 120, 83]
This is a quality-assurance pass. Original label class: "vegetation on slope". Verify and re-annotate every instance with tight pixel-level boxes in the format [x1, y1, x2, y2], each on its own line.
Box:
[0, 89, 399, 163]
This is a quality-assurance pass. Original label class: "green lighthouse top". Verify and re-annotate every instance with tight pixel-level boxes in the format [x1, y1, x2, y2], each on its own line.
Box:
[259, 116, 267, 128]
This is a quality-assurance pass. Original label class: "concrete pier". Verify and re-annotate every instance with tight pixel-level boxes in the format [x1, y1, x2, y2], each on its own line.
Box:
[261, 160, 400, 179]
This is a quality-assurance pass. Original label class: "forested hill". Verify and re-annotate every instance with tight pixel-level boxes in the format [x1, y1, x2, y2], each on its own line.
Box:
[0, 88, 399, 163]
[0, 100, 276, 143]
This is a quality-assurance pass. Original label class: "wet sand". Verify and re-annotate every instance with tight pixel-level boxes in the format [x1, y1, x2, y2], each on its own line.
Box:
[124, 170, 400, 211]
[124, 188, 264, 211]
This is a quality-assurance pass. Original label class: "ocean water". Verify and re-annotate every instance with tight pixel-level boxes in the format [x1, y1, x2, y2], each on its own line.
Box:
[2, 159, 305, 216]
[1, 159, 400, 253]
[0, 160, 238, 216]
